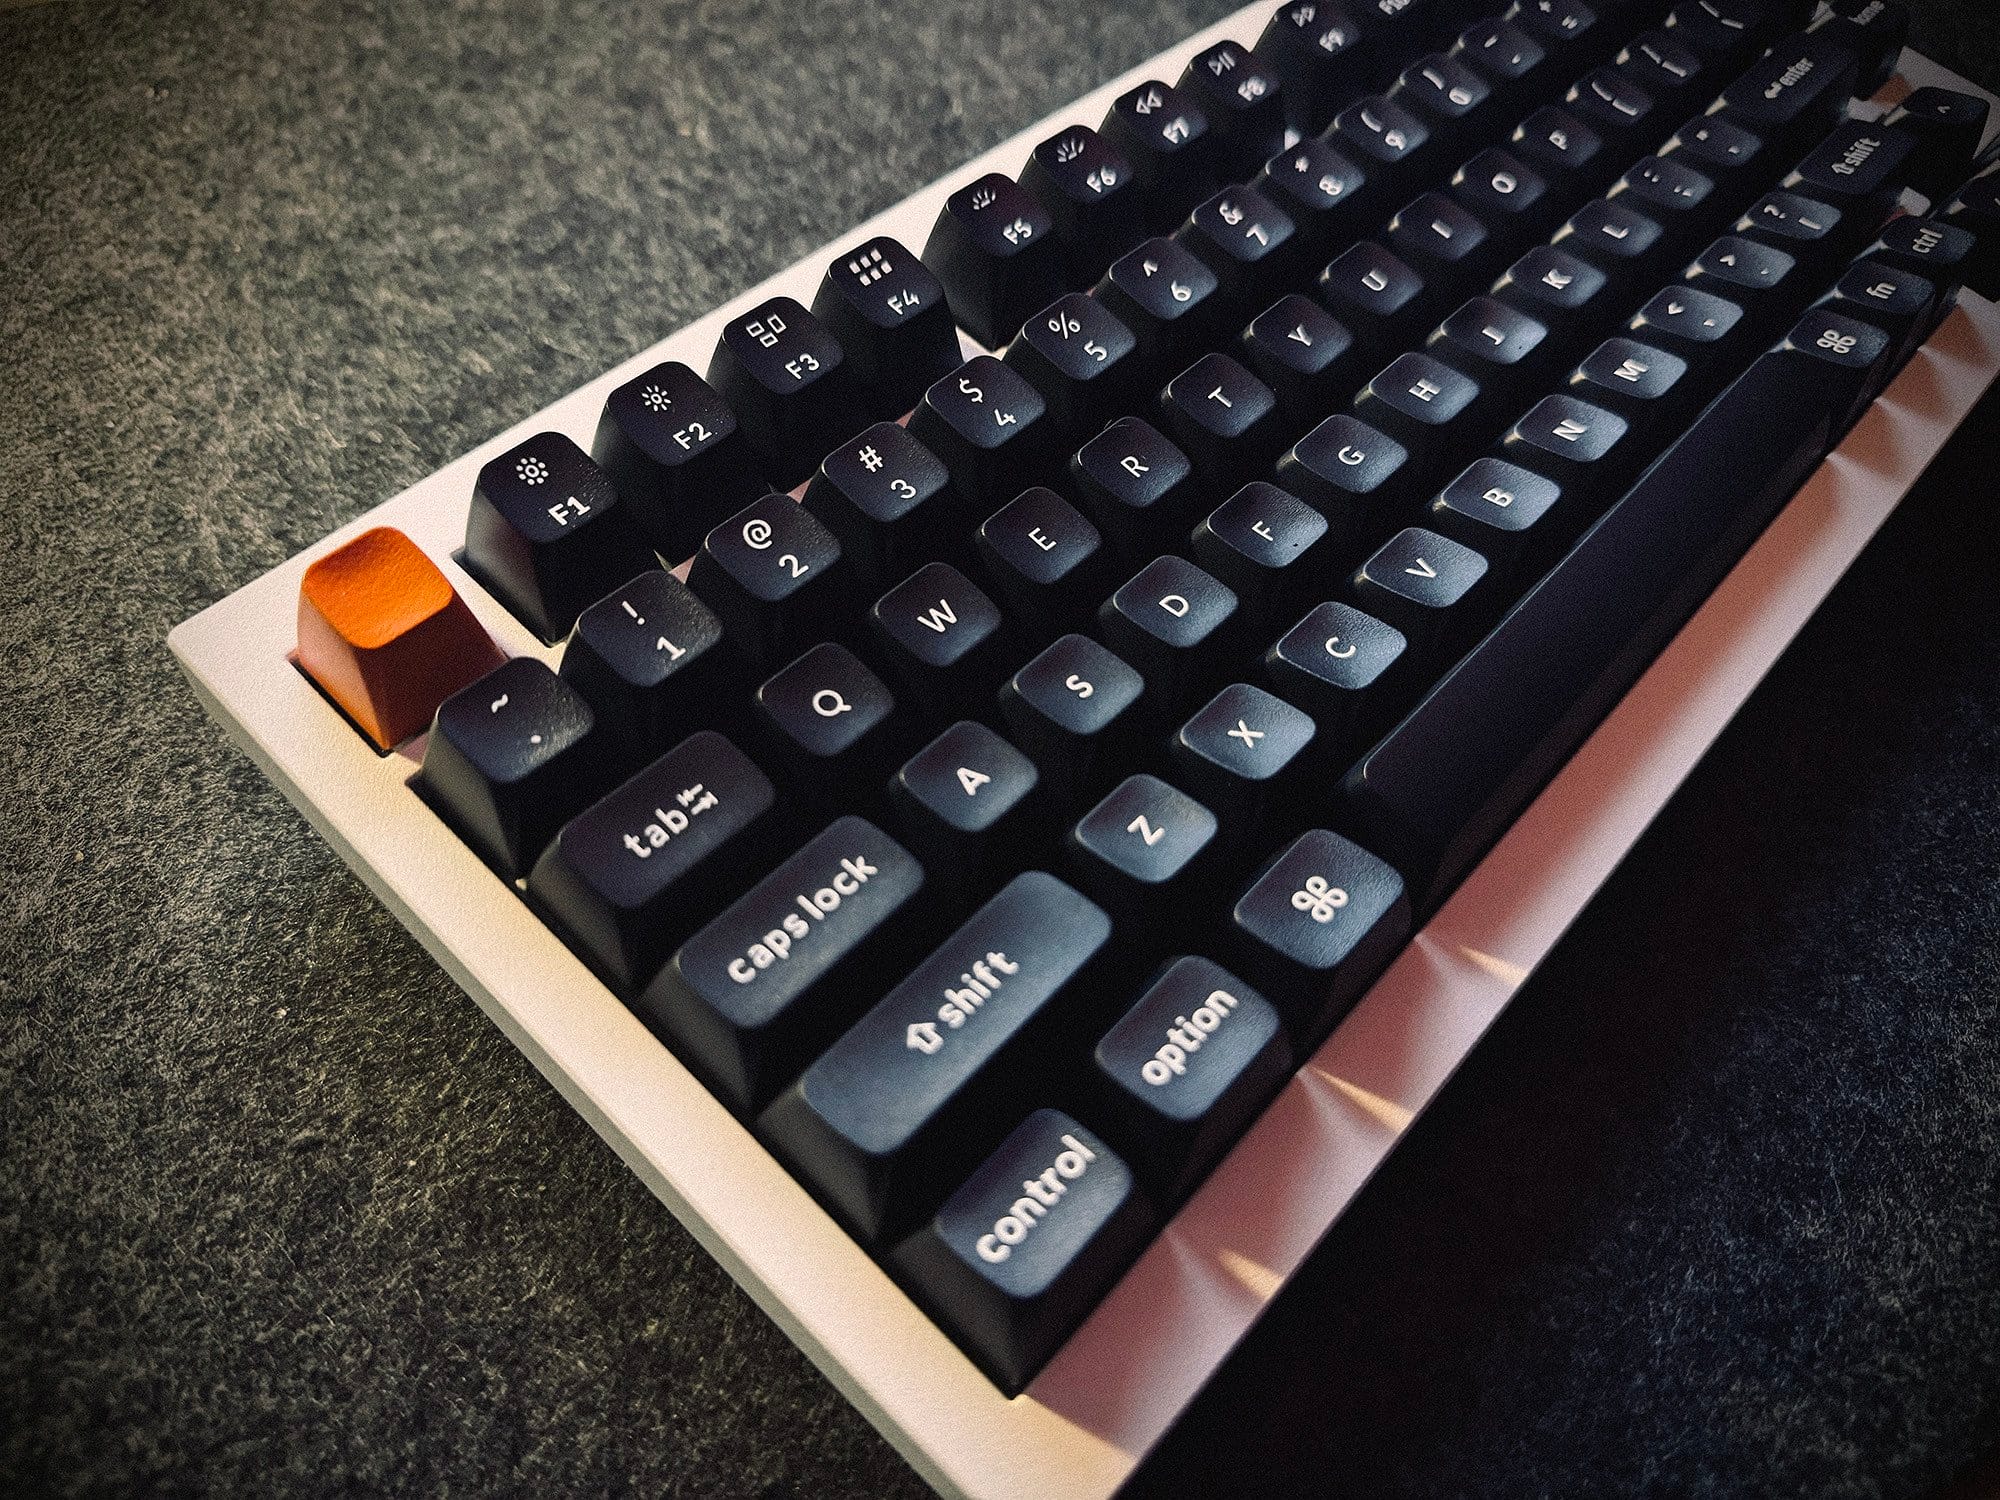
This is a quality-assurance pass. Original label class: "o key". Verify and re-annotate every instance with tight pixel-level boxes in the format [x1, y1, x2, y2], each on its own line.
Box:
[296, 527, 504, 751]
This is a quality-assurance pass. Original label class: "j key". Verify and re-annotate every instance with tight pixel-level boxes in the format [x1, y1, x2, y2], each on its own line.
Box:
[1275, 412, 1413, 544]
[975, 487, 1112, 635]
[1386, 192, 1492, 281]
[1332, 96, 1433, 198]
[1449, 148, 1556, 247]
[887, 719, 1043, 884]
[893, 1110, 1151, 1395]
[1095, 556, 1242, 700]
[1882, 88, 1989, 203]
[1809, 0, 1910, 96]
[1316, 241, 1427, 356]
[1868, 216, 1974, 286]
[1093, 957, 1291, 1205]
[1254, 0, 1369, 133]
[1626, 283, 1745, 356]
[1241, 294, 1358, 421]
[811, 236, 964, 422]
[1178, 41, 1288, 179]
[1178, 184, 1300, 314]
[760, 871, 1115, 1243]
[998, 633, 1146, 800]
[1003, 292, 1140, 442]
[1454, 17, 1550, 100]
[923, 173, 1064, 349]
[466, 433, 653, 643]
[640, 816, 926, 1116]
[557, 570, 726, 758]
[1566, 67, 1656, 140]
[1258, 136, 1373, 250]
[1425, 455, 1565, 570]
[1099, 79, 1223, 229]
[526, 729, 774, 992]
[1170, 682, 1318, 835]
[1351, 351, 1486, 458]
[1066, 774, 1220, 928]
[1392, 52, 1493, 150]
[1160, 353, 1283, 495]
[1712, 31, 1857, 144]
[418, 657, 605, 879]
[754, 642, 903, 796]
[1071, 416, 1202, 559]
[803, 421, 955, 587]
[1785, 121, 1919, 221]
[1501, 393, 1632, 502]
[1346, 525, 1492, 658]
[1020, 124, 1141, 284]
[1511, 105, 1605, 183]
[592, 361, 764, 561]
[869, 562, 1010, 719]
[1263, 600, 1409, 749]
[1568, 336, 1691, 433]
[1227, 827, 1410, 1045]
[908, 356, 1053, 512]
[708, 296, 866, 488]
[1191, 481, 1330, 624]
[1428, 297, 1551, 398]
[1618, 30, 1706, 105]
[1094, 236, 1223, 365]
[687, 493, 847, 670]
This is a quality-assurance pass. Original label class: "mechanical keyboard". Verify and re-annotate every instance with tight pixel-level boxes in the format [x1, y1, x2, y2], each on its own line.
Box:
[168, 2, 2000, 1494]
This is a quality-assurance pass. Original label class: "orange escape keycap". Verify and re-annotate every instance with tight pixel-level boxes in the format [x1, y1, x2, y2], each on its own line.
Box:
[297, 527, 506, 750]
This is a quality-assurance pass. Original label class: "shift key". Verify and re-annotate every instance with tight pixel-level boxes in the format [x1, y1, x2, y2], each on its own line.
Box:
[759, 872, 1113, 1244]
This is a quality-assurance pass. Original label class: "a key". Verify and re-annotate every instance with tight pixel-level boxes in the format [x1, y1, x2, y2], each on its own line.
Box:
[417, 656, 605, 879]
[464, 432, 653, 642]
[1274, 411, 1413, 545]
[1002, 292, 1140, 443]
[1159, 353, 1284, 496]
[869, 562, 1010, 719]
[1178, 184, 1301, 316]
[908, 356, 1054, 512]
[1191, 481, 1330, 625]
[1608, 157, 1716, 249]
[1020, 124, 1142, 284]
[1254, 0, 1370, 133]
[886, 719, 1043, 886]
[1816, 259, 1937, 365]
[592, 360, 765, 561]
[1263, 600, 1409, 751]
[1424, 455, 1566, 572]
[526, 731, 774, 991]
[1346, 525, 1493, 660]
[1178, 41, 1288, 179]
[1941, 172, 2000, 299]
[556, 570, 727, 759]
[1095, 555, 1242, 702]
[974, 487, 1113, 636]
[811, 236, 965, 422]
[708, 296, 868, 489]
[922, 172, 1064, 349]
[295, 526, 505, 752]
[998, 633, 1146, 800]
[1100, 79, 1224, 229]
[686, 493, 847, 670]
[1665, 114, 1766, 183]
[803, 421, 956, 588]
[1170, 682, 1318, 836]
[1091, 956, 1291, 1203]
[1666, 0, 1785, 63]
[1070, 417, 1202, 560]
[640, 816, 927, 1116]
[1735, 189, 1845, 270]
[1066, 774, 1220, 930]
[1093, 236, 1224, 365]
[752, 642, 903, 796]
[1240, 294, 1357, 422]
[1494, 245, 1612, 337]
[760, 871, 1115, 1242]
[892, 1110, 1152, 1395]
[1227, 827, 1410, 1045]
[1552, 198, 1667, 291]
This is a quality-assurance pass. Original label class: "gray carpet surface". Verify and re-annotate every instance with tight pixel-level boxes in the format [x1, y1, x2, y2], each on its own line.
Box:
[2, 1, 1997, 1496]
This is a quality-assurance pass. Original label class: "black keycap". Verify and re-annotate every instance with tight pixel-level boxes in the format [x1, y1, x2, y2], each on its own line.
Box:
[1507, 0, 1600, 54]
[1159, 353, 1283, 494]
[1070, 417, 1202, 559]
[1020, 124, 1142, 284]
[922, 172, 1064, 349]
[1170, 681, 1319, 832]
[803, 421, 956, 587]
[1782, 307, 1893, 426]
[557, 570, 727, 757]
[1255, 0, 1369, 133]
[1228, 827, 1410, 1045]
[1665, 115, 1765, 180]
[1610, 157, 1714, 238]
[998, 633, 1145, 798]
[1501, 393, 1632, 501]
[1566, 66, 1655, 139]
[1066, 773, 1220, 925]
[760, 871, 1115, 1242]
[975, 486, 1112, 633]
[1095, 555, 1242, 697]
[1002, 292, 1139, 442]
[1568, 336, 1691, 431]
[1735, 189, 1844, 257]
[1454, 17, 1549, 95]
[1393, 52, 1493, 147]
[1092, 956, 1292, 1202]
[893, 1110, 1152, 1394]
[686, 492, 847, 669]
[1620, 30, 1706, 103]
[1258, 137, 1373, 248]
[1811, 0, 1909, 95]
[1882, 87, 1988, 202]
[753, 642, 903, 794]
[592, 361, 765, 560]
[1094, 236, 1224, 363]
[1511, 105, 1604, 181]
[811, 236, 965, 421]
[1179, 40, 1288, 178]
[1666, 0, 1781, 63]
[869, 562, 1010, 718]
[1714, 31, 1857, 142]
[1179, 184, 1300, 313]
[1817, 258, 1936, 353]
[1351, 351, 1485, 456]
[1785, 121, 1918, 217]
[1332, 95, 1432, 189]
[887, 719, 1043, 883]
[1449, 148, 1554, 245]
[1868, 216, 1974, 283]
[1428, 296, 1550, 394]
[418, 657, 605, 879]
[1264, 600, 1409, 748]
[1493, 245, 1610, 323]
[1100, 79, 1223, 228]
[908, 356, 1053, 512]
[1626, 283, 1744, 354]
[1553, 198, 1667, 281]
[1346, 525, 1492, 657]
[708, 295, 868, 488]
[1386, 191, 1491, 279]
[1275, 412, 1412, 543]
[465, 432, 653, 642]
[1425, 455, 1565, 568]
[1241, 294, 1357, 420]
[640, 816, 926, 1116]
[1316, 241, 1427, 353]
[1682, 235, 1799, 336]
[1191, 481, 1329, 623]
[526, 730, 775, 991]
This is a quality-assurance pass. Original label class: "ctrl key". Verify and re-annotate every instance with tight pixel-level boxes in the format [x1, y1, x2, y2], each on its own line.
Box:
[893, 1111, 1152, 1394]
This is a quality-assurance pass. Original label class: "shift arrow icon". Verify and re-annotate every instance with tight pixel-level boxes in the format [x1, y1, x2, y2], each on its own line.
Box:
[907, 1021, 943, 1055]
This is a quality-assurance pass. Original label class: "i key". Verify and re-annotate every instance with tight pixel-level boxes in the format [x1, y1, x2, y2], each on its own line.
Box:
[592, 361, 765, 561]
[708, 296, 868, 489]
[811, 236, 965, 422]
[687, 493, 848, 670]
[922, 172, 1064, 349]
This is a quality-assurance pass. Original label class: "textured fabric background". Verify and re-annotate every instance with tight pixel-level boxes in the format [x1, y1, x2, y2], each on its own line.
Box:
[3, 2, 1998, 1496]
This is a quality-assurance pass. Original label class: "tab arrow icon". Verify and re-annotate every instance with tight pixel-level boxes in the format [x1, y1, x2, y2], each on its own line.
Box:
[906, 1021, 943, 1055]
